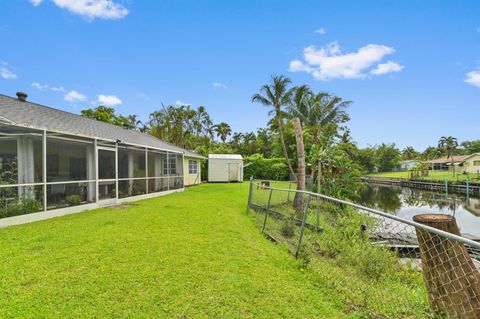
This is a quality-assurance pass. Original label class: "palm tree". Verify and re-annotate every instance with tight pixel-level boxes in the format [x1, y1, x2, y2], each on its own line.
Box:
[288, 89, 351, 144]
[438, 136, 458, 175]
[402, 146, 416, 160]
[292, 117, 306, 210]
[252, 75, 295, 179]
[215, 122, 232, 143]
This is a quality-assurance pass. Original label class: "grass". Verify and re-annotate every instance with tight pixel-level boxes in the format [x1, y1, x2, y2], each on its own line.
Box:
[0, 183, 353, 318]
[367, 170, 480, 182]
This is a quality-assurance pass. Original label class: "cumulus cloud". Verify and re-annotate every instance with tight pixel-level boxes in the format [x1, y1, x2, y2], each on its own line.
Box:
[31, 0, 128, 20]
[31, 82, 68, 93]
[31, 82, 49, 90]
[175, 100, 190, 106]
[213, 82, 228, 89]
[371, 61, 404, 75]
[97, 94, 122, 106]
[465, 70, 480, 87]
[289, 41, 402, 80]
[1, 68, 17, 79]
[30, 0, 43, 6]
[315, 28, 326, 35]
[64, 90, 87, 102]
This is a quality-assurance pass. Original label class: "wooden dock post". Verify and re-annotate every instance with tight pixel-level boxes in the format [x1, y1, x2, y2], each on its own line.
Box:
[413, 214, 480, 318]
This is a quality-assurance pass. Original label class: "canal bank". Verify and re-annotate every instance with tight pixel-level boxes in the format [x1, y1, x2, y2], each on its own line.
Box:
[361, 176, 480, 198]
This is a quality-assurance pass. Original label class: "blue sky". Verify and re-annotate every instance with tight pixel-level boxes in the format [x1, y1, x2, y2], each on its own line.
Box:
[0, 0, 479, 150]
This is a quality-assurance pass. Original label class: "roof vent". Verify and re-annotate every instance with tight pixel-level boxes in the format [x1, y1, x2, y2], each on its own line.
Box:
[16, 92, 28, 102]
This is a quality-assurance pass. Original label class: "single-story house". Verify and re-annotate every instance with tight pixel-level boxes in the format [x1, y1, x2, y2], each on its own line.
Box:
[208, 154, 243, 182]
[462, 153, 480, 174]
[397, 159, 421, 171]
[424, 155, 469, 171]
[0, 92, 204, 226]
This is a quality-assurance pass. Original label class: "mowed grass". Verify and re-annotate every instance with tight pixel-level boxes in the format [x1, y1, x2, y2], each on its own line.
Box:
[0, 183, 352, 318]
[368, 170, 480, 182]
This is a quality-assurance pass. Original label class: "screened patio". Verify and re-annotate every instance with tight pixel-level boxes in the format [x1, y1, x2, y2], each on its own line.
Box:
[0, 92, 199, 225]
[0, 124, 184, 219]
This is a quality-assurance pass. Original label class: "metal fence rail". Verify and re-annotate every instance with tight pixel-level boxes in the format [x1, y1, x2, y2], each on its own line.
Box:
[247, 178, 480, 318]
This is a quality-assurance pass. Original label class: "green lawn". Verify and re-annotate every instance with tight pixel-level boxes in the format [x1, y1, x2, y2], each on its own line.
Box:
[0, 183, 351, 318]
[368, 170, 480, 182]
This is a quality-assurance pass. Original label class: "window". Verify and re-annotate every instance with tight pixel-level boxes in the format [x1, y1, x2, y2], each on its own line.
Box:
[163, 156, 177, 175]
[188, 160, 198, 175]
[474, 160, 480, 166]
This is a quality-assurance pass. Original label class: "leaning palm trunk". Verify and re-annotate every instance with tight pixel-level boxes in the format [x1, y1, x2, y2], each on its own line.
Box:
[293, 117, 305, 210]
[276, 110, 296, 181]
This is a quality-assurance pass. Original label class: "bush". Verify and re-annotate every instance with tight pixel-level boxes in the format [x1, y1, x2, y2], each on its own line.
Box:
[0, 198, 42, 218]
[243, 154, 289, 180]
[66, 195, 82, 206]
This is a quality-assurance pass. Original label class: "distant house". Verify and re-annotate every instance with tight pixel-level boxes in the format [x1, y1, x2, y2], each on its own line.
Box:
[398, 159, 421, 171]
[424, 154, 480, 173]
[424, 155, 470, 171]
[463, 153, 480, 174]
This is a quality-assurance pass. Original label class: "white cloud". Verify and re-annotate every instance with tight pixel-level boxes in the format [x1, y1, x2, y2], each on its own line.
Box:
[31, 82, 49, 90]
[31, 0, 128, 20]
[176, 100, 190, 106]
[289, 41, 401, 80]
[465, 70, 480, 87]
[213, 82, 228, 89]
[30, 0, 43, 6]
[51, 86, 67, 92]
[1, 68, 17, 79]
[315, 28, 326, 35]
[371, 61, 404, 75]
[64, 90, 87, 102]
[97, 94, 122, 106]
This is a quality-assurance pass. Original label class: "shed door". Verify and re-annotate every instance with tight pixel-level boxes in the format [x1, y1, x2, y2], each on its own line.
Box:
[228, 163, 239, 181]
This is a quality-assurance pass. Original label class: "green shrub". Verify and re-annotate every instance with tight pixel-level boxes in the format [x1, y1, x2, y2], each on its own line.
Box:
[0, 198, 42, 218]
[66, 195, 82, 206]
[243, 154, 289, 180]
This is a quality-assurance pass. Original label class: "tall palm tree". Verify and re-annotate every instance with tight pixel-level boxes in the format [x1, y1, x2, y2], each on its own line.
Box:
[402, 146, 416, 160]
[252, 75, 295, 179]
[438, 136, 458, 175]
[292, 117, 306, 210]
[288, 89, 351, 144]
[215, 122, 232, 143]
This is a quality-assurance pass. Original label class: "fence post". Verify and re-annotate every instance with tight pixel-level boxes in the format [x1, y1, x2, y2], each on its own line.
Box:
[413, 214, 480, 318]
[295, 194, 311, 258]
[316, 196, 320, 232]
[444, 178, 448, 199]
[262, 188, 273, 233]
[287, 182, 292, 203]
[247, 176, 253, 210]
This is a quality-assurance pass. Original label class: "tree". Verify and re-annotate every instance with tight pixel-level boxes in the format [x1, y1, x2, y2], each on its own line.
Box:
[288, 88, 351, 144]
[215, 122, 232, 143]
[81, 106, 135, 129]
[252, 75, 296, 180]
[292, 117, 306, 210]
[402, 146, 417, 160]
[438, 136, 458, 175]
[375, 143, 401, 172]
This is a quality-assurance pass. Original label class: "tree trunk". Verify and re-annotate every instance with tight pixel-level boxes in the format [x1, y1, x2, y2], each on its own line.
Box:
[413, 214, 480, 318]
[276, 108, 296, 181]
[293, 117, 306, 210]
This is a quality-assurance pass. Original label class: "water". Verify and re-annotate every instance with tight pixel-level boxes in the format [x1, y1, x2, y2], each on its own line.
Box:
[358, 183, 480, 239]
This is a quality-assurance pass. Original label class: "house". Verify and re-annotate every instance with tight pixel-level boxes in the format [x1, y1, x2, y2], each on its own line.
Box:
[208, 154, 243, 182]
[398, 159, 421, 171]
[0, 92, 204, 226]
[424, 155, 469, 171]
[462, 153, 480, 174]
[183, 152, 205, 186]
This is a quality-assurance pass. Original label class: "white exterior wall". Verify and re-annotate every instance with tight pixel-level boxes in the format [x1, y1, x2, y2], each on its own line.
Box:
[464, 154, 480, 174]
[208, 158, 243, 182]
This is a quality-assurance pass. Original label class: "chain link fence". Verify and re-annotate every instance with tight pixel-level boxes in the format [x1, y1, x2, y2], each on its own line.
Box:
[247, 178, 480, 318]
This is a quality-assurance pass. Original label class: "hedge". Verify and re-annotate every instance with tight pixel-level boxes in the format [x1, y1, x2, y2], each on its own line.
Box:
[243, 154, 289, 181]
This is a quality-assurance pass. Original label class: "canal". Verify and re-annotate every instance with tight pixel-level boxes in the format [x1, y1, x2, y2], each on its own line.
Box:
[358, 183, 480, 239]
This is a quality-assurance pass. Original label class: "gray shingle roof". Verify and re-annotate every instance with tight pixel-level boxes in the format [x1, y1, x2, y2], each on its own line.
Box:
[0, 93, 205, 159]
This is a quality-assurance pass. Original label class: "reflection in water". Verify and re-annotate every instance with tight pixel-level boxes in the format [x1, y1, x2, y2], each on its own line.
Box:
[358, 183, 480, 238]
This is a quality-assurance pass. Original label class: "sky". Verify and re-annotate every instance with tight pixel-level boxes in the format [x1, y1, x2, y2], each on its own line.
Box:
[0, 0, 479, 150]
